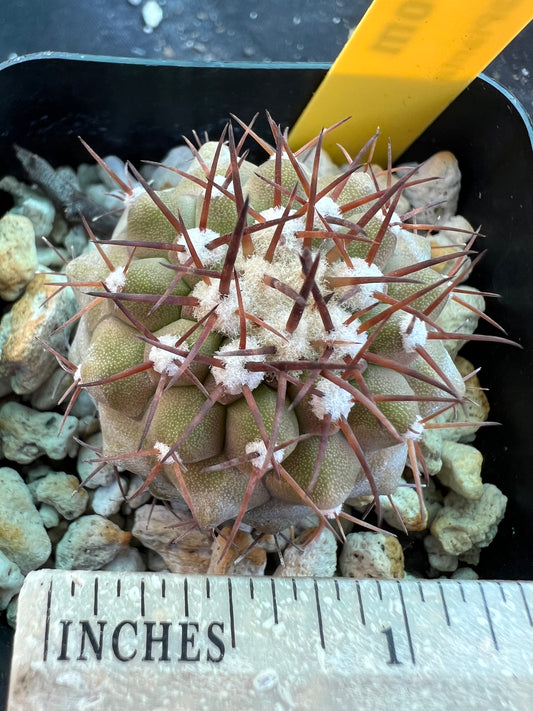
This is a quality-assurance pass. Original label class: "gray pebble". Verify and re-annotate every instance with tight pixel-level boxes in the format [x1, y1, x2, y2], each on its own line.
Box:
[55, 515, 131, 570]
[76, 432, 116, 488]
[0, 272, 77, 394]
[0, 401, 78, 464]
[0, 550, 24, 610]
[38, 503, 61, 529]
[29, 471, 89, 520]
[0, 467, 51, 575]
[0, 213, 37, 301]
[101, 547, 146, 572]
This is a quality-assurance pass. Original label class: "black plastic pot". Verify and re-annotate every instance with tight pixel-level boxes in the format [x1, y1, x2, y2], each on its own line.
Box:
[0, 53, 532, 709]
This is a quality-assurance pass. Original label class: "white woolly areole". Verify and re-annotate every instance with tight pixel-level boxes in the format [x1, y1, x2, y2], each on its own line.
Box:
[73, 366, 82, 383]
[315, 196, 342, 221]
[176, 227, 225, 267]
[328, 258, 385, 310]
[310, 378, 354, 421]
[256, 207, 306, 253]
[211, 337, 265, 394]
[192, 282, 241, 337]
[149, 334, 188, 376]
[320, 504, 343, 519]
[404, 416, 425, 441]
[399, 313, 427, 353]
[104, 266, 126, 292]
[213, 174, 234, 194]
[154, 442, 171, 462]
[245, 440, 284, 471]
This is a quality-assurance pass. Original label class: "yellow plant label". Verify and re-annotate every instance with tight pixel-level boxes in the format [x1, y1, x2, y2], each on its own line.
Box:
[289, 0, 533, 164]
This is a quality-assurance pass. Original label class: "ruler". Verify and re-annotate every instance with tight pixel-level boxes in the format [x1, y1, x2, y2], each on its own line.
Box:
[288, 0, 533, 164]
[8, 570, 533, 710]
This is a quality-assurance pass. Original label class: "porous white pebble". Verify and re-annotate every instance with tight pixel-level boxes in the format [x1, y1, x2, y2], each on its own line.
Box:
[430, 483, 507, 556]
[437, 441, 484, 500]
[339, 532, 404, 579]
[274, 526, 337, 577]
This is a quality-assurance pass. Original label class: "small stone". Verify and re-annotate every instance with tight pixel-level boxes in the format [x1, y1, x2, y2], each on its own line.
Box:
[38, 503, 60, 529]
[401, 151, 461, 225]
[208, 527, 267, 576]
[29, 368, 71, 411]
[274, 526, 337, 577]
[0, 551, 24, 610]
[339, 532, 404, 579]
[0, 467, 52, 574]
[149, 145, 193, 189]
[437, 441, 484, 500]
[29, 471, 89, 520]
[0, 175, 56, 240]
[379, 482, 428, 532]
[142, 0, 163, 29]
[0, 401, 78, 464]
[91, 478, 126, 517]
[125, 474, 152, 509]
[7, 596, 18, 628]
[430, 483, 507, 556]
[101, 547, 146, 572]
[133, 504, 212, 573]
[0, 272, 77, 394]
[0, 213, 37, 300]
[442, 357, 490, 443]
[435, 285, 485, 358]
[424, 534, 459, 572]
[451, 566, 479, 580]
[76, 432, 116, 488]
[55, 515, 131, 569]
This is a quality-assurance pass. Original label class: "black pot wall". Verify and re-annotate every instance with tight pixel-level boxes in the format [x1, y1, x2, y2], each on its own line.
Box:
[0, 55, 531, 581]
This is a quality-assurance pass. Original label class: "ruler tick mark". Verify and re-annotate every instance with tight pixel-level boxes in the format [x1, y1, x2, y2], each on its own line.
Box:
[71, 580, 75, 597]
[184, 578, 189, 617]
[376, 580, 383, 601]
[334, 579, 340, 601]
[292, 578, 298, 601]
[116, 579, 121, 598]
[228, 579, 236, 648]
[271, 579, 278, 624]
[480, 585, 498, 650]
[43, 579, 52, 662]
[438, 582, 451, 626]
[93, 577, 99, 617]
[398, 583, 416, 664]
[161, 578, 166, 598]
[417, 582, 425, 602]
[498, 582, 506, 603]
[314, 579, 326, 650]
[458, 581, 467, 603]
[249, 578, 254, 599]
[518, 583, 533, 626]
[140, 580, 145, 617]
[206, 577, 211, 599]
[355, 581, 366, 625]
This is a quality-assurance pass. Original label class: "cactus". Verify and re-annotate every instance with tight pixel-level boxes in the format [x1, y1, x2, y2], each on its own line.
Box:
[48, 115, 512, 563]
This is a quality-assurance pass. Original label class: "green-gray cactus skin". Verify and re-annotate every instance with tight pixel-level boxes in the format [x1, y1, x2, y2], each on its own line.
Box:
[50, 115, 504, 561]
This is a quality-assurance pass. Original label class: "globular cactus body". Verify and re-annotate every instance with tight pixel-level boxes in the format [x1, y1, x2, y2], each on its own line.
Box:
[53, 116, 507, 559]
